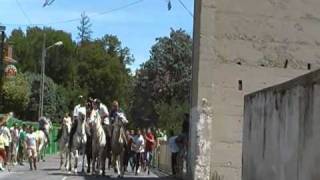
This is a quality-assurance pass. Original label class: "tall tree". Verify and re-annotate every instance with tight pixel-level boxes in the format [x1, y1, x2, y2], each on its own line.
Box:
[77, 12, 92, 44]
[130, 29, 192, 129]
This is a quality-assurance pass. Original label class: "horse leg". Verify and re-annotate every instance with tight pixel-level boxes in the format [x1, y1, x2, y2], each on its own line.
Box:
[60, 151, 63, 170]
[68, 150, 72, 172]
[64, 150, 67, 170]
[74, 150, 78, 173]
[92, 148, 96, 174]
[81, 150, 86, 173]
[101, 146, 107, 176]
[120, 151, 125, 177]
[86, 150, 91, 174]
[116, 155, 121, 177]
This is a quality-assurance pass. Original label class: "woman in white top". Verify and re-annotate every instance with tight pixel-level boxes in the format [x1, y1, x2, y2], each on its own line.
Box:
[131, 129, 145, 175]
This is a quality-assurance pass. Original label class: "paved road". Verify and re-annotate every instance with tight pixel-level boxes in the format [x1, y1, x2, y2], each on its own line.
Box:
[0, 156, 174, 180]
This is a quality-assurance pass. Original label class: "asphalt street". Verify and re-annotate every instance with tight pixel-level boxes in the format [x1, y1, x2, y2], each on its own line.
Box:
[0, 155, 174, 180]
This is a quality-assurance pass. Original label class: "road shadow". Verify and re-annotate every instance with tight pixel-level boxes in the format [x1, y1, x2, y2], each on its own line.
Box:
[41, 168, 60, 171]
[83, 177, 177, 180]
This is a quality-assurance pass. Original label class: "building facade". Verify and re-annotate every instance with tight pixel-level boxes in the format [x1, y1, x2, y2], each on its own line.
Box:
[189, 0, 320, 179]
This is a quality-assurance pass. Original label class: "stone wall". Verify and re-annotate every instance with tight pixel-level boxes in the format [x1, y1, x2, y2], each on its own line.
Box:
[243, 69, 320, 180]
[189, 0, 320, 179]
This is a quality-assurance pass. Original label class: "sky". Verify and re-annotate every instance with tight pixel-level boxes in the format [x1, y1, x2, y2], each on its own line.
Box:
[0, 0, 194, 71]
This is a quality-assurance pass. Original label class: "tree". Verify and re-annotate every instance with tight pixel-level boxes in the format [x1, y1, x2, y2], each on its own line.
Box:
[8, 27, 77, 86]
[76, 35, 134, 110]
[6, 26, 134, 123]
[23, 72, 68, 122]
[1, 73, 31, 118]
[130, 29, 192, 127]
[77, 12, 92, 44]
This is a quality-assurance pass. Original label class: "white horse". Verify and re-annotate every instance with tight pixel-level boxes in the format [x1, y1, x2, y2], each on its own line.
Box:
[111, 113, 128, 178]
[69, 112, 87, 173]
[89, 109, 107, 175]
[34, 120, 51, 162]
[59, 120, 71, 170]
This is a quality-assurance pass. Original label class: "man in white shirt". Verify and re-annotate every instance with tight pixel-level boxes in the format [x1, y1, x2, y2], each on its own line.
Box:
[131, 129, 145, 175]
[25, 126, 37, 170]
[168, 130, 185, 177]
[70, 95, 86, 142]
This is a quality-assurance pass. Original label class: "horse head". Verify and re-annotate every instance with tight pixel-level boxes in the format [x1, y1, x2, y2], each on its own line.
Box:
[112, 115, 127, 145]
[62, 120, 71, 135]
[89, 109, 101, 130]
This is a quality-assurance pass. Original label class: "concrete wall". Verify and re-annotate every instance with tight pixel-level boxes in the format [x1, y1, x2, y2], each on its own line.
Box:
[189, 0, 320, 179]
[243, 69, 320, 180]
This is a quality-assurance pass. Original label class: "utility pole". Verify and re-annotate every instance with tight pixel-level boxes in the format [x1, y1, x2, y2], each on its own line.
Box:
[39, 34, 46, 119]
[0, 26, 6, 81]
[38, 33, 63, 119]
[0, 26, 6, 111]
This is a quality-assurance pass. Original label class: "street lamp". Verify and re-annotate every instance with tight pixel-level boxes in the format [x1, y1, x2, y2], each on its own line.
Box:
[39, 34, 63, 119]
[0, 25, 6, 80]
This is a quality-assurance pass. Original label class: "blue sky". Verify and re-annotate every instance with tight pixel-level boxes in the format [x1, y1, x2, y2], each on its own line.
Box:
[0, 0, 194, 70]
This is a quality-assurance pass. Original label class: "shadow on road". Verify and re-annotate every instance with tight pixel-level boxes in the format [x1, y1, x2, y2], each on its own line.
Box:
[41, 168, 61, 171]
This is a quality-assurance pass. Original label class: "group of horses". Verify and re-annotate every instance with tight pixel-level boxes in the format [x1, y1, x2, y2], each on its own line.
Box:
[58, 107, 127, 177]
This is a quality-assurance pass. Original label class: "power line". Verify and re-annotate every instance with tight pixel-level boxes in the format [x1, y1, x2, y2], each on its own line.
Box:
[15, 0, 33, 24]
[2, 0, 144, 27]
[177, 0, 193, 17]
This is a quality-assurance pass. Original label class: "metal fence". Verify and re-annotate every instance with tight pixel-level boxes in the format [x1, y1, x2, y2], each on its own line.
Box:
[153, 142, 188, 178]
[153, 143, 172, 173]
[6, 116, 59, 155]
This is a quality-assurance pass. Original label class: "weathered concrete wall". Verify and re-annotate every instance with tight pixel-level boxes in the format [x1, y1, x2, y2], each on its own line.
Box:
[189, 0, 320, 179]
[243, 69, 320, 180]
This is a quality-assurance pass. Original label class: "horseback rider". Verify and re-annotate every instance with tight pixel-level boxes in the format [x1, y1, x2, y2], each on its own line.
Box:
[109, 100, 128, 170]
[38, 116, 51, 143]
[55, 113, 71, 142]
[93, 99, 111, 137]
[110, 101, 128, 125]
[70, 95, 86, 146]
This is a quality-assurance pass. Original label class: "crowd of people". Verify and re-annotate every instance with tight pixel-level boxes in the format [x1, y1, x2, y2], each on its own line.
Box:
[121, 127, 167, 175]
[0, 113, 40, 171]
[0, 97, 189, 178]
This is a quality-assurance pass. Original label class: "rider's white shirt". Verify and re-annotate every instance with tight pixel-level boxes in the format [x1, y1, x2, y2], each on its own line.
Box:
[73, 104, 86, 118]
[99, 103, 110, 125]
[63, 116, 72, 127]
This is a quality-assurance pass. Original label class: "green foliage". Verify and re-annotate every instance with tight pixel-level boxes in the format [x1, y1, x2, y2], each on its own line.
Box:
[76, 35, 133, 109]
[5, 25, 134, 122]
[3, 24, 191, 132]
[130, 29, 192, 129]
[77, 12, 92, 44]
[8, 27, 76, 86]
[154, 99, 189, 134]
[2, 73, 31, 117]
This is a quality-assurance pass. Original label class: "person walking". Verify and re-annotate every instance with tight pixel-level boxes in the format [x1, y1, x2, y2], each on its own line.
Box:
[17, 124, 27, 165]
[128, 129, 136, 172]
[132, 129, 145, 175]
[145, 127, 155, 174]
[168, 130, 180, 177]
[0, 133, 6, 171]
[25, 126, 37, 171]
[123, 130, 131, 172]
[10, 123, 19, 165]
[0, 121, 11, 168]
